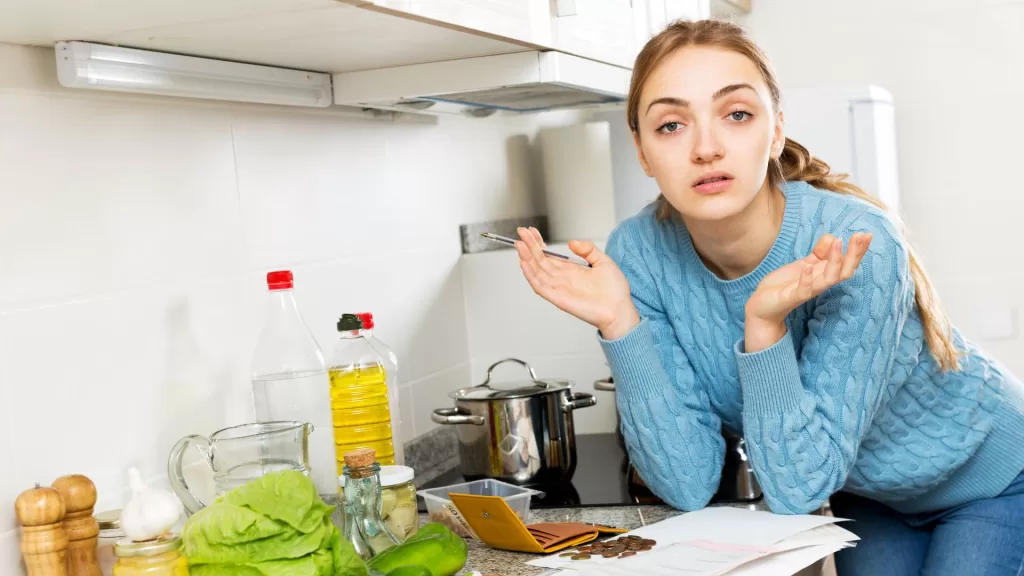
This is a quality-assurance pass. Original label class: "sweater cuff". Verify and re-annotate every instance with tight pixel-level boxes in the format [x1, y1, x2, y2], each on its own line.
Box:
[598, 318, 663, 400]
[735, 330, 803, 415]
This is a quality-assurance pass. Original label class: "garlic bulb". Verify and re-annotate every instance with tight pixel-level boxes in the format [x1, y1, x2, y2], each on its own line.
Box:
[120, 467, 184, 542]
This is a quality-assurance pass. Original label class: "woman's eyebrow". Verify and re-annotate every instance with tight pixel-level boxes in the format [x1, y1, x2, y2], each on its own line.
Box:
[645, 83, 757, 115]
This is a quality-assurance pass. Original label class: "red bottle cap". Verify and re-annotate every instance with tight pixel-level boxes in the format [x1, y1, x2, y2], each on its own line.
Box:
[356, 313, 374, 329]
[267, 270, 294, 290]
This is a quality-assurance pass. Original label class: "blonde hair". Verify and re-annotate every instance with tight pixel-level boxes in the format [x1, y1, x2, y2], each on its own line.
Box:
[626, 19, 961, 371]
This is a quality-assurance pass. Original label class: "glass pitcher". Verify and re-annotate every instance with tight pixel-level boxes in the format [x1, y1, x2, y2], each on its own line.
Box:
[167, 421, 312, 515]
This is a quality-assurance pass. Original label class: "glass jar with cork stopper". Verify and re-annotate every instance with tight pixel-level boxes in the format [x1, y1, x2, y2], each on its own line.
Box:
[340, 448, 400, 560]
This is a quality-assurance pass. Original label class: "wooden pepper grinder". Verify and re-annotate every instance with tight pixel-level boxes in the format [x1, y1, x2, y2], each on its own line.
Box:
[52, 475, 101, 576]
[15, 484, 68, 576]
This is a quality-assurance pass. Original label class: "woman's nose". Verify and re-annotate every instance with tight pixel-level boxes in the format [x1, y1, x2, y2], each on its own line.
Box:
[691, 123, 724, 163]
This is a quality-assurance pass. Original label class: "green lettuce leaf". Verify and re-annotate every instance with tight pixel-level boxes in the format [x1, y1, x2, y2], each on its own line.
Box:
[187, 514, 328, 564]
[189, 547, 337, 576]
[220, 470, 335, 534]
[183, 503, 290, 550]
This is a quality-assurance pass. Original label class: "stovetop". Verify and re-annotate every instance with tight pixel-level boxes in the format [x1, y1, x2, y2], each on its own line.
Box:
[415, 433, 761, 511]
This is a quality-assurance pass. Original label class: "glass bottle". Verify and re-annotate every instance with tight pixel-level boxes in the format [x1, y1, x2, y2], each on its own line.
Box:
[341, 448, 400, 561]
[113, 535, 189, 576]
[355, 312, 404, 465]
[250, 270, 336, 497]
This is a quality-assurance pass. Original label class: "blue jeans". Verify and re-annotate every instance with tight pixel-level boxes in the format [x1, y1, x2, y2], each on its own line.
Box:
[830, 472, 1024, 576]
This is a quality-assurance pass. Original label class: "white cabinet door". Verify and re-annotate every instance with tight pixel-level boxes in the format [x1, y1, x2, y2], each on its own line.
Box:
[347, 0, 552, 47]
[632, 0, 710, 52]
[549, 0, 639, 68]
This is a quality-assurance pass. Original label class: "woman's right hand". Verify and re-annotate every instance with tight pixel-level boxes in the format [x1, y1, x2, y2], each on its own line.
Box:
[515, 227, 640, 340]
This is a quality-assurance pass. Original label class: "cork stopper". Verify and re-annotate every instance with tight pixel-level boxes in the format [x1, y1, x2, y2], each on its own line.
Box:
[343, 448, 376, 469]
[52, 475, 96, 516]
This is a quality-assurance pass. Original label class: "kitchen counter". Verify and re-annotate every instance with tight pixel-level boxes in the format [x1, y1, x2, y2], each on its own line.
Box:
[432, 501, 769, 576]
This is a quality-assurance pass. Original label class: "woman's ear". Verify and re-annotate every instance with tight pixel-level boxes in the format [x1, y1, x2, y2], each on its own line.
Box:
[770, 111, 785, 159]
[633, 130, 654, 177]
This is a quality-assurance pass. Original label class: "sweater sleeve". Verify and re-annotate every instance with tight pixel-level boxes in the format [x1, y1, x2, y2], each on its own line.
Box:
[599, 223, 725, 511]
[735, 212, 915, 514]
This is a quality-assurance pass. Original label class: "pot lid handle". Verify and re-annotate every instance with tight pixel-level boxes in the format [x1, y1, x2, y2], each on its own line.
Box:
[479, 358, 542, 389]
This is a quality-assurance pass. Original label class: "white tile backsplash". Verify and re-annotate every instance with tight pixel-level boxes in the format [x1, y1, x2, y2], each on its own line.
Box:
[0, 41, 592, 570]
[0, 92, 244, 309]
[461, 242, 607, 361]
[0, 530, 21, 576]
[0, 317, 15, 534]
[410, 363, 472, 438]
[232, 110, 394, 269]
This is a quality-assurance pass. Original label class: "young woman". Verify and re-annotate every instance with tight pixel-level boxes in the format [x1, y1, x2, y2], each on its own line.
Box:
[514, 19, 1024, 576]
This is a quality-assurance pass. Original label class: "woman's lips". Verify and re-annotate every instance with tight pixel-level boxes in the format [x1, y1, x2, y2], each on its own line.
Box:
[693, 175, 733, 195]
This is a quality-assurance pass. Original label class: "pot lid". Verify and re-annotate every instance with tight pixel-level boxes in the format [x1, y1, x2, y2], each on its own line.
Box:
[450, 358, 572, 401]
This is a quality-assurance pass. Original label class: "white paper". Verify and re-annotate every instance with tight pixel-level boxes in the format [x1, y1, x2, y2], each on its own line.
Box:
[527, 507, 848, 571]
[527, 507, 856, 575]
[726, 542, 846, 576]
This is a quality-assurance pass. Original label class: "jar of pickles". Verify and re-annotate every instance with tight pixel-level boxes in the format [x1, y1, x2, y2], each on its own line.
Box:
[378, 465, 418, 541]
[113, 534, 189, 576]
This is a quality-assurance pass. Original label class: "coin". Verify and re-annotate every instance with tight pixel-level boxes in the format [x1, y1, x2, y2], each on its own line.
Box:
[571, 554, 591, 560]
[620, 551, 637, 558]
[602, 552, 619, 558]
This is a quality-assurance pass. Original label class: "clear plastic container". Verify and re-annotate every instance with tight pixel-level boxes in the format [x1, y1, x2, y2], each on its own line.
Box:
[328, 314, 396, 475]
[356, 312, 404, 465]
[250, 270, 336, 496]
[417, 479, 542, 539]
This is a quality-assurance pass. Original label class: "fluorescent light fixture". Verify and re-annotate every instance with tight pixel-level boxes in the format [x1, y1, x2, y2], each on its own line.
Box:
[55, 41, 333, 108]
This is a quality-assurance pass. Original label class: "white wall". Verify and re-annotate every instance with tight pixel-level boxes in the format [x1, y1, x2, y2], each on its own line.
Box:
[0, 42, 584, 571]
[740, 0, 1024, 374]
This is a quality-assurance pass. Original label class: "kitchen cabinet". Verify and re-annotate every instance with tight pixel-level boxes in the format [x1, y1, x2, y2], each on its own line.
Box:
[0, 0, 751, 76]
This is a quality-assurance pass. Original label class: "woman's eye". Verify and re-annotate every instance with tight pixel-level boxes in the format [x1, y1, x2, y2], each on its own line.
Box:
[657, 121, 682, 134]
[727, 111, 752, 122]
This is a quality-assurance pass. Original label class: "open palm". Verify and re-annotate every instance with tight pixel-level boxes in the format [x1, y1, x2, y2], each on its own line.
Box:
[746, 233, 873, 323]
[514, 227, 635, 335]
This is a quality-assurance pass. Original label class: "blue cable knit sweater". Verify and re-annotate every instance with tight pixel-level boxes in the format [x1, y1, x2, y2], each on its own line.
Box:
[600, 180, 1024, 515]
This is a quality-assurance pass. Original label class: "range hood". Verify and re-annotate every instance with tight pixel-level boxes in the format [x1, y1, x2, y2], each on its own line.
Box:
[332, 50, 631, 117]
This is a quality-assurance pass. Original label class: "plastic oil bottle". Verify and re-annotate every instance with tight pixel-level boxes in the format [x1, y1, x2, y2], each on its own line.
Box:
[355, 312, 403, 465]
[329, 314, 396, 476]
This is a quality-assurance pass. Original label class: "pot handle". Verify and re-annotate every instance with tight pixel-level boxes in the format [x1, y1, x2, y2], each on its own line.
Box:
[480, 358, 539, 387]
[432, 407, 485, 426]
[563, 392, 597, 413]
[593, 378, 616, 392]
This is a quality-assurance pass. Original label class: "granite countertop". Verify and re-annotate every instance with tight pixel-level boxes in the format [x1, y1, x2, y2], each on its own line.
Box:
[431, 501, 768, 576]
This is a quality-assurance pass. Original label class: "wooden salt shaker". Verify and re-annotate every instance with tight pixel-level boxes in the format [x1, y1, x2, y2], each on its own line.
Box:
[52, 475, 101, 576]
[15, 484, 68, 576]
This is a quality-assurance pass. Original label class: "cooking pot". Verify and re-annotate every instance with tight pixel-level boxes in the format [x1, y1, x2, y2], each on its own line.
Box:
[594, 375, 762, 502]
[432, 358, 596, 485]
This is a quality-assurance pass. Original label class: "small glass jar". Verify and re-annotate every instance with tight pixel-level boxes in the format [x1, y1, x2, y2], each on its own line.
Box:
[113, 534, 189, 576]
[95, 510, 124, 576]
[379, 465, 419, 542]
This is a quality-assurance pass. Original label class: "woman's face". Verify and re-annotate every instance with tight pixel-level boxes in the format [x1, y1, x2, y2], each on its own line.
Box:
[633, 46, 784, 222]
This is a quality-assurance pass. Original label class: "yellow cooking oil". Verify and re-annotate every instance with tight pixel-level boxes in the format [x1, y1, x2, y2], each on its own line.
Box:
[329, 362, 395, 477]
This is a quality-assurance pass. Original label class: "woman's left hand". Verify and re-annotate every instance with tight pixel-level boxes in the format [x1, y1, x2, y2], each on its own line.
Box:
[745, 232, 873, 325]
